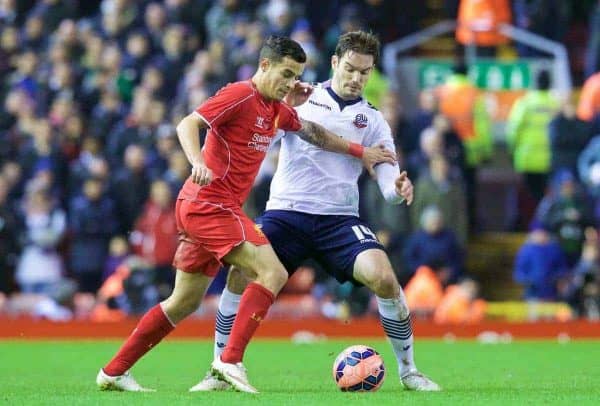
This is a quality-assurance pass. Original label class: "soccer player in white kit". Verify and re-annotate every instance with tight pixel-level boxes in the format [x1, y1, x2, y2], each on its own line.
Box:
[192, 31, 440, 392]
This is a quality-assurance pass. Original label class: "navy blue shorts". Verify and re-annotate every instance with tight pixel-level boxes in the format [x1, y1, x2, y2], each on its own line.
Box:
[256, 210, 384, 285]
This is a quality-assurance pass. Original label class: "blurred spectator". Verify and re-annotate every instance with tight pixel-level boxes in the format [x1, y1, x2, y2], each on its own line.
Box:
[110, 144, 150, 233]
[67, 136, 108, 198]
[437, 62, 492, 231]
[69, 177, 119, 293]
[15, 186, 66, 294]
[406, 127, 443, 180]
[584, 0, 600, 79]
[433, 278, 486, 324]
[455, 0, 511, 56]
[513, 0, 570, 57]
[535, 170, 594, 265]
[577, 70, 600, 123]
[564, 228, 600, 320]
[506, 70, 560, 204]
[130, 180, 178, 298]
[404, 205, 464, 285]
[411, 155, 468, 244]
[103, 235, 130, 281]
[403, 89, 437, 156]
[549, 98, 592, 177]
[162, 149, 189, 196]
[513, 222, 569, 303]
[0, 176, 21, 293]
[577, 134, 600, 198]
[404, 265, 444, 317]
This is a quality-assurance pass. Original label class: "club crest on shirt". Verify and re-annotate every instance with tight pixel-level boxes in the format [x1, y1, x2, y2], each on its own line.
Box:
[255, 116, 265, 129]
[353, 113, 368, 128]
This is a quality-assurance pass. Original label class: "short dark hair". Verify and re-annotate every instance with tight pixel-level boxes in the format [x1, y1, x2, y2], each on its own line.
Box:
[259, 36, 306, 64]
[335, 31, 380, 63]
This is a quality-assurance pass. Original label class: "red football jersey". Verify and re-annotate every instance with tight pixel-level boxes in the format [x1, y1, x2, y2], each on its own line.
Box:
[178, 80, 302, 206]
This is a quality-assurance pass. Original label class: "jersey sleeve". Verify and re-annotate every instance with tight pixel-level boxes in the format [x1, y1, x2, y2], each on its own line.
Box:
[276, 103, 302, 132]
[195, 82, 254, 128]
[369, 113, 403, 204]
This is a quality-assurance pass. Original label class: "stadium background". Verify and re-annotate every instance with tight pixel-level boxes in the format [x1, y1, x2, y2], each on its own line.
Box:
[0, 0, 599, 334]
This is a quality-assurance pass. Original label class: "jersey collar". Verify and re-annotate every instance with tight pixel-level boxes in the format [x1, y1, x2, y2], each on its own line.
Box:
[325, 85, 362, 111]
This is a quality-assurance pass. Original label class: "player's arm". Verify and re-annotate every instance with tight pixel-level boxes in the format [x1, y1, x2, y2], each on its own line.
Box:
[175, 112, 212, 185]
[371, 122, 412, 205]
[296, 118, 396, 177]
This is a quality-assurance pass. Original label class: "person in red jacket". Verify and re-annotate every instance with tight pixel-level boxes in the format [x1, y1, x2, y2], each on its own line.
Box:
[130, 180, 178, 297]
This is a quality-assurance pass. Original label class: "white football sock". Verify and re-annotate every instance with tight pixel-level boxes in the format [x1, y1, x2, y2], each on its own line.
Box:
[376, 294, 417, 377]
[214, 287, 241, 360]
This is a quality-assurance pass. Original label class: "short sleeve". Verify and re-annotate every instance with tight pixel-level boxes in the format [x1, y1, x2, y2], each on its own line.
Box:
[276, 103, 302, 132]
[195, 82, 254, 128]
[366, 112, 396, 153]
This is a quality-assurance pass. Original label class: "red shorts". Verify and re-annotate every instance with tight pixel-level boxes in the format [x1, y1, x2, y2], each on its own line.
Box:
[172, 198, 270, 276]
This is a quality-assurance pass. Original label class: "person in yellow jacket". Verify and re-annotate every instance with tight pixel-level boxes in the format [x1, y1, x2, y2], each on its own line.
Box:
[437, 63, 493, 231]
[506, 70, 560, 204]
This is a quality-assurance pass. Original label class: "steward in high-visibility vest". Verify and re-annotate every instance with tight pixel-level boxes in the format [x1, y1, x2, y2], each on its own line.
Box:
[506, 71, 560, 174]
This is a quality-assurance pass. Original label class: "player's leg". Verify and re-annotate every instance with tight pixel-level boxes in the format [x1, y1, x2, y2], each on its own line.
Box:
[352, 249, 441, 391]
[209, 241, 288, 393]
[190, 267, 249, 392]
[97, 269, 213, 391]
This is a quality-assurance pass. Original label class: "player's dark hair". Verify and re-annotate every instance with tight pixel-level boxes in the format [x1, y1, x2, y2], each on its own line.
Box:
[335, 31, 380, 63]
[259, 36, 306, 64]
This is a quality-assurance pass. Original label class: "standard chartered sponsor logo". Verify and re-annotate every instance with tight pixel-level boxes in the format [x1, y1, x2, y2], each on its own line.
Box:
[248, 133, 271, 152]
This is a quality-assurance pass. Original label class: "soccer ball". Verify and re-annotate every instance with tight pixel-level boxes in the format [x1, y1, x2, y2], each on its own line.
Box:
[332, 345, 385, 392]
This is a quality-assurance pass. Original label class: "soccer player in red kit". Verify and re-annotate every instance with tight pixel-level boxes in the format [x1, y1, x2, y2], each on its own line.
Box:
[96, 36, 396, 393]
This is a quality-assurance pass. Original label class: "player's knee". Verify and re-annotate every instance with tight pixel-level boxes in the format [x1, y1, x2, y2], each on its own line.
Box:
[254, 264, 288, 292]
[367, 271, 399, 299]
[163, 293, 202, 321]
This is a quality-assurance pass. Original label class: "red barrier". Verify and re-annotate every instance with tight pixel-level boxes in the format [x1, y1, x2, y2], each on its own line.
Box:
[1, 317, 599, 339]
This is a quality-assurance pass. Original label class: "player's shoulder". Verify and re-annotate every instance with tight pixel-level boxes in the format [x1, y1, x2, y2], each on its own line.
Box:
[215, 80, 256, 99]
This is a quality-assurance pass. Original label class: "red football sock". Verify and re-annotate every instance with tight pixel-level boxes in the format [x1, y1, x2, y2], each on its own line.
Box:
[103, 304, 175, 376]
[220, 282, 274, 364]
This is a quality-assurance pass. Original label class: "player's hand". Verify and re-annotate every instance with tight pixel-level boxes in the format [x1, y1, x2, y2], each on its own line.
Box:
[191, 160, 213, 186]
[284, 81, 314, 107]
[362, 144, 397, 178]
[395, 171, 413, 205]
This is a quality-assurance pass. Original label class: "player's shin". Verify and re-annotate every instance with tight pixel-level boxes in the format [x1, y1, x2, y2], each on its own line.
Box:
[103, 303, 176, 376]
[220, 282, 275, 364]
[376, 294, 417, 377]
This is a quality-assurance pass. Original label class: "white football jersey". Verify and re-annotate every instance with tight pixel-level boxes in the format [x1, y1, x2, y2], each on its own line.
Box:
[266, 83, 401, 216]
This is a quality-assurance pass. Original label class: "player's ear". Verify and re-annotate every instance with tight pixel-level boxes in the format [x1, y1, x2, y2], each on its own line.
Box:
[331, 55, 338, 70]
[259, 58, 270, 73]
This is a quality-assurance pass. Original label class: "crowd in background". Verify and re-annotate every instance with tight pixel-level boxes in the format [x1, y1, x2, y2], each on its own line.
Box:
[0, 0, 599, 322]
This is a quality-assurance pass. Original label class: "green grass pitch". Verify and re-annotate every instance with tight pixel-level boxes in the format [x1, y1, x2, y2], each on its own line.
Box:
[1, 339, 599, 405]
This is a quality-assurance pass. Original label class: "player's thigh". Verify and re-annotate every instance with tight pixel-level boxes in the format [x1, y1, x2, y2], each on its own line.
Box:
[353, 249, 400, 299]
[256, 210, 314, 275]
[223, 241, 288, 290]
[227, 266, 253, 295]
[315, 217, 383, 285]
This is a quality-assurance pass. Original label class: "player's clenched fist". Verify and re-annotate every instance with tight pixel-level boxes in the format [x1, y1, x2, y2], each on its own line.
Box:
[395, 171, 413, 205]
[191, 161, 213, 185]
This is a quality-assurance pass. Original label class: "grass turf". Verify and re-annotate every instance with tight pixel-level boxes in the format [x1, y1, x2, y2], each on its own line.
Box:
[1, 339, 599, 405]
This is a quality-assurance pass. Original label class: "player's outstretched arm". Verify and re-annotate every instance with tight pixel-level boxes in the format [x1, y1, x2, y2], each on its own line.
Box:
[176, 113, 213, 185]
[296, 118, 396, 177]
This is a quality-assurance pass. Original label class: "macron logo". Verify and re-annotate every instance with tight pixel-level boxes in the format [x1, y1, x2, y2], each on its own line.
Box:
[308, 100, 332, 110]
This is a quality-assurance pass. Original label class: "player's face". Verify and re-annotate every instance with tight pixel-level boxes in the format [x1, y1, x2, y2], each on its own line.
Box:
[331, 51, 374, 100]
[260, 56, 304, 100]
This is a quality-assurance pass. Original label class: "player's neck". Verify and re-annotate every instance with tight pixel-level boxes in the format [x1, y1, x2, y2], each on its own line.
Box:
[330, 83, 362, 102]
[250, 75, 274, 101]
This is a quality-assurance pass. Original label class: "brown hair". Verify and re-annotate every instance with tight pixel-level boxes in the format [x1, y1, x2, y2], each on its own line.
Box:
[335, 31, 380, 63]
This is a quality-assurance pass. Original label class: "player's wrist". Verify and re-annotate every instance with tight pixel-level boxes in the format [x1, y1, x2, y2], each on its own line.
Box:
[348, 142, 364, 158]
